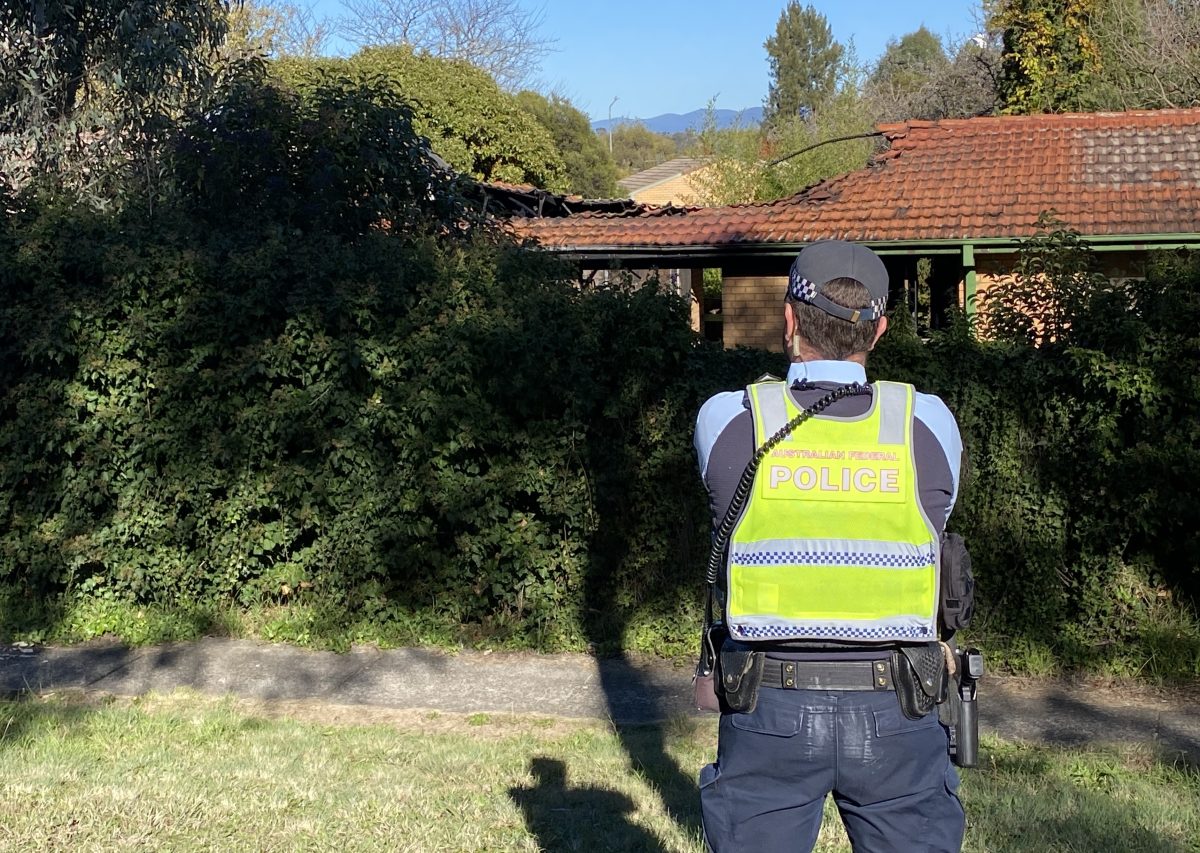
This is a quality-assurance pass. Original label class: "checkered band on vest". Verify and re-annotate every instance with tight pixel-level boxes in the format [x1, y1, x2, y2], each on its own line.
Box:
[730, 548, 936, 568]
[733, 623, 937, 641]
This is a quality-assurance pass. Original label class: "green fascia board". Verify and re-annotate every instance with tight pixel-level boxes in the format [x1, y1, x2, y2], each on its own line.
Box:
[550, 233, 1200, 263]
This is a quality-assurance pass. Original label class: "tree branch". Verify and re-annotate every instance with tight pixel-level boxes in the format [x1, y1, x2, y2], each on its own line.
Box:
[766, 130, 885, 168]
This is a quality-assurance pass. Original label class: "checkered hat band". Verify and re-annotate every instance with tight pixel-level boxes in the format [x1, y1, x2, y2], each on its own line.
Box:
[787, 273, 818, 303]
[786, 273, 884, 321]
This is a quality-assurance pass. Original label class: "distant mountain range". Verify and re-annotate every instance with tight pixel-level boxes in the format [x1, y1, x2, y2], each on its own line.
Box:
[591, 107, 763, 135]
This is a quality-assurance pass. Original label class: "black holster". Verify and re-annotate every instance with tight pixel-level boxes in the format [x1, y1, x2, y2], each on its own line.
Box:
[891, 644, 949, 720]
[717, 638, 765, 714]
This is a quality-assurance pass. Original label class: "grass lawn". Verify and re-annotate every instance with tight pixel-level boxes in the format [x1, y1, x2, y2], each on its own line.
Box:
[0, 691, 1197, 852]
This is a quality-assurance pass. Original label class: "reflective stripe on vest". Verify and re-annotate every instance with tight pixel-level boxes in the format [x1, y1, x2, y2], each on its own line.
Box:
[726, 380, 939, 643]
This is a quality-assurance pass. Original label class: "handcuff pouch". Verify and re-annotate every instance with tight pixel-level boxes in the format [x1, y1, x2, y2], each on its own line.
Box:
[891, 644, 949, 721]
[717, 639, 765, 714]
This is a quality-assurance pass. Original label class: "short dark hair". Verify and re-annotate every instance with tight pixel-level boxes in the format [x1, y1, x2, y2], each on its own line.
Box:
[788, 277, 880, 360]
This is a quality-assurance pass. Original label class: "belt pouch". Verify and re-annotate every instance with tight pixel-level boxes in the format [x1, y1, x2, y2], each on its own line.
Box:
[717, 639, 765, 714]
[892, 644, 949, 721]
[937, 638, 961, 729]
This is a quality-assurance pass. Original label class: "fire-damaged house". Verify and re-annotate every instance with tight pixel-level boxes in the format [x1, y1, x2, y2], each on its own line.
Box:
[488, 109, 1200, 350]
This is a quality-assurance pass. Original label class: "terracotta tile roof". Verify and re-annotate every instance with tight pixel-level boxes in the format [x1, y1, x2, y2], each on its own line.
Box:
[513, 109, 1200, 251]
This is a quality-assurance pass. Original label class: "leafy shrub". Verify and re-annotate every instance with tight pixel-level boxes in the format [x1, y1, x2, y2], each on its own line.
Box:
[0, 68, 718, 651]
[174, 71, 479, 238]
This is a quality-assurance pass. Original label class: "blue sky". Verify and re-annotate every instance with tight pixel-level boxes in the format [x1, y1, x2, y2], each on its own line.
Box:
[307, 1, 985, 119]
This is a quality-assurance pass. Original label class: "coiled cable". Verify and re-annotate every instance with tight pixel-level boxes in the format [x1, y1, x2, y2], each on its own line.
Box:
[704, 382, 864, 587]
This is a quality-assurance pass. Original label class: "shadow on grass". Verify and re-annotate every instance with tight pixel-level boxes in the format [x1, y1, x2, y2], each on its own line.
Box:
[595, 654, 704, 840]
[576, 396, 713, 849]
[580, 575, 705, 847]
[509, 756, 667, 853]
[0, 692, 98, 752]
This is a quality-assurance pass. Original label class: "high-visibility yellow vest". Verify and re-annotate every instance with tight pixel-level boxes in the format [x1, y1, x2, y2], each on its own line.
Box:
[726, 380, 939, 644]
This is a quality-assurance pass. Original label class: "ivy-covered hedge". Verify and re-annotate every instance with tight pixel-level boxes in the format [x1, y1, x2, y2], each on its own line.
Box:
[0, 215, 625, 641]
[0, 64, 724, 652]
[879, 245, 1200, 675]
[2, 74, 1198, 674]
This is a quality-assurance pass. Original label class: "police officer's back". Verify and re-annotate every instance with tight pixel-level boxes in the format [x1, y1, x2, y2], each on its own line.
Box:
[694, 241, 967, 853]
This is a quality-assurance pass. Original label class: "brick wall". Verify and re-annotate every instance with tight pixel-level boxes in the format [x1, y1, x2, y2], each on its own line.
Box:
[723, 275, 785, 351]
[972, 250, 1145, 338]
[973, 253, 1012, 317]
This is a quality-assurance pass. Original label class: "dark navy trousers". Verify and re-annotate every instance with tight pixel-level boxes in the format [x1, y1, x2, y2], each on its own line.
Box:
[700, 686, 965, 852]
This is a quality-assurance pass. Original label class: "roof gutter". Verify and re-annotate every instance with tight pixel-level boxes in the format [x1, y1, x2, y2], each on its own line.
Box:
[537, 232, 1200, 263]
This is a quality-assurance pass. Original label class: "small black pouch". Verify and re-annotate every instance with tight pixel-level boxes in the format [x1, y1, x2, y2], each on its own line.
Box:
[939, 532, 976, 637]
[717, 639, 765, 714]
[938, 675, 963, 729]
[891, 644, 949, 721]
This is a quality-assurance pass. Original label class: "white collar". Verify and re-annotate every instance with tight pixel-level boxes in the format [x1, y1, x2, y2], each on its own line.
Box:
[785, 360, 867, 386]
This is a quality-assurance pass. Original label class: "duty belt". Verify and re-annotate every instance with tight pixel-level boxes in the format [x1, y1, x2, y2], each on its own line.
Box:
[760, 658, 894, 691]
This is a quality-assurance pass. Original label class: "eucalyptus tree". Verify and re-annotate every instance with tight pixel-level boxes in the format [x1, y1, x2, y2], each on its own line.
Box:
[0, 0, 242, 205]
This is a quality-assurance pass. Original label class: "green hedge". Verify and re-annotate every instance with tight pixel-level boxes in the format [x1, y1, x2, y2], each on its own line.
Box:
[0, 203, 728, 652]
[2, 74, 1198, 675]
[877, 246, 1200, 675]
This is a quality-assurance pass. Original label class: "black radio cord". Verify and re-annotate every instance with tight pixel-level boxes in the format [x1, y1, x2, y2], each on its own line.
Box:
[704, 382, 864, 587]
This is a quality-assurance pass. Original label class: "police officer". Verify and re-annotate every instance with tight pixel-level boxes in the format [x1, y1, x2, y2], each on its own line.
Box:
[694, 241, 966, 852]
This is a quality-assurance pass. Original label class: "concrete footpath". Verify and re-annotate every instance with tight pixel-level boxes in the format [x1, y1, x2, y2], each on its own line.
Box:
[2, 638, 1199, 757]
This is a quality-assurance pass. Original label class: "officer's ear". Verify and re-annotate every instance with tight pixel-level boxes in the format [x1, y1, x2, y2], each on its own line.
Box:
[869, 315, 888, 351]
[783, 303, 799, 357]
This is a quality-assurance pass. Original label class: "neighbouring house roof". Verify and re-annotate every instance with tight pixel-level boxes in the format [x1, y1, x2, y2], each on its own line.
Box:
[617, 157, 710, 196]
[513, 109, 1200, 254]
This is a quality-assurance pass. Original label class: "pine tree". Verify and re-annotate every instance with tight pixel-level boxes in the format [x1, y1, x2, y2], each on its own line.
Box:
[763, 2, 844, 124]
